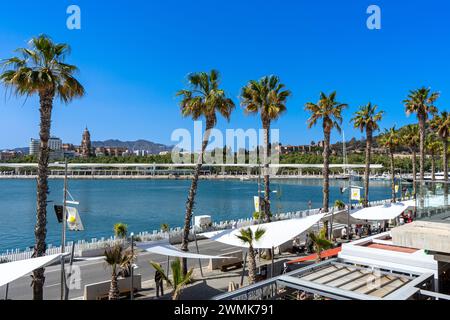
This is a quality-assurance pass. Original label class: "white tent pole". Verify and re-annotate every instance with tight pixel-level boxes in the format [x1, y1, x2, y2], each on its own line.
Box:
[166, 256, 170, 276]
[5, 283, 9, 300]
[271, 246, 274, 278]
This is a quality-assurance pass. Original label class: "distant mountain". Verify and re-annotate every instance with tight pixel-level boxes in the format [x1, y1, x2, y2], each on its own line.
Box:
[92, 139, 173, 154]
[13, 147, 29, 154]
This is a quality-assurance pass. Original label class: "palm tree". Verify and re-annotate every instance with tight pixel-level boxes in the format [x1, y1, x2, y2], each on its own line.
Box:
[305, 92, 347, 213]
[431, 111, 449, 205]
[0, 35, 84, 300]
[378, 127, 400, 202]
[114, 222, 128, 239]
[104, 244, 133, 300]
[150, 259, 194, 300]
[430, 111, 449, 183]
[403, 88, 439, 182]
[236, 227, 266, 285]
[176, 70, 235, 275]
[351, 103, 383, 207]
[426, 134, 441, 182]
[401, 125, 420, 197]
[240, 76, 291, 222]
[308, 228, 333, 262]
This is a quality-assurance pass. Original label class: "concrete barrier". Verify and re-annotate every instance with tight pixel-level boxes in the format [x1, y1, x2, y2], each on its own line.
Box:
[208, 251, 244, 271]
[84, 275, 142, 300]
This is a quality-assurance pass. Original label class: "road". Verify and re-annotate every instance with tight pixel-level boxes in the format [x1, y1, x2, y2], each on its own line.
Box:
[3, 239, 238, 300]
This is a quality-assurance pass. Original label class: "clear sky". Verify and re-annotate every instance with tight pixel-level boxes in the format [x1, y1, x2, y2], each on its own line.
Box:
[0, 0, 449, 150]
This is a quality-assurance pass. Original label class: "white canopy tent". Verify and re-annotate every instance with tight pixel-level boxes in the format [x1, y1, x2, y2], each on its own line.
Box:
[200, 213, 326, 249]
[0, 253, 66, 288]
[350, 200, 416, 221]
[136, 241, 231, 259]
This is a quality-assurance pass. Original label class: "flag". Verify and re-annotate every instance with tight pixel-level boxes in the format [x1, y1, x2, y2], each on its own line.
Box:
[254, 196, 260, 212]
[351, 188, 361, 201]
[66, 206, 84, 231]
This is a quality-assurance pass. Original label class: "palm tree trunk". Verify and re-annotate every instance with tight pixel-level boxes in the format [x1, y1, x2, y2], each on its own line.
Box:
[262, 120, 273, 260]
[32, 90, 54, 300]
[180, 120, 214, 275]
[262, 120, 271, 222]
[431, 152, 436, 182]
[443, 139, 448, 207]
[364, 130, 373, 207]
[322, 128, 331, 212]
[390, 150, 396, 203]
[109, 271, 120, 300]
[419, 115, 426, 181]
[412, 150, 417, 198]
[247, 246, 257, 285]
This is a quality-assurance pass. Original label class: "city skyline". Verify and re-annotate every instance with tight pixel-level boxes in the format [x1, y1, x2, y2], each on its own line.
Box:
[0, 0, 449, 150]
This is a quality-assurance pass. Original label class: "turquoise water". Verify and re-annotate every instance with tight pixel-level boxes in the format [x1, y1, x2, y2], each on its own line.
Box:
[0, 179, 394, 252]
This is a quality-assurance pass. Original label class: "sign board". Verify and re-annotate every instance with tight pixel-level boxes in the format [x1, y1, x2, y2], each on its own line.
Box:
[351, 188, 361, 201]
[254, 196, 260, 212]
[66, 206, 84, 231]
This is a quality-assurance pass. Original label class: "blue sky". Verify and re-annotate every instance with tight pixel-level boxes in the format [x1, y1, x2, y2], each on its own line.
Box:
[0, 0, 449, 149]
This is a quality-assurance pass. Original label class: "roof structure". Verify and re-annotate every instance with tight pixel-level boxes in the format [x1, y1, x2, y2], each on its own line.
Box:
[200, 213, 326, 249]
[136, 241, 232, 259]
[213, 258, 436, 300]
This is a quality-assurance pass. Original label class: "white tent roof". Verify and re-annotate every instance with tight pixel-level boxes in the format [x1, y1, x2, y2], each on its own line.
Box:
[136, 241, 232, 259]
[350, 200, 416, 221]
[0, 254, 65, 287]
[200, 213, 326, 249]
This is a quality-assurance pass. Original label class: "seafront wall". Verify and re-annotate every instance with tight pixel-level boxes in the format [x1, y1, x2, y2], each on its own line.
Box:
[0, 199, 392, 262]
[0, 174, 329, 180]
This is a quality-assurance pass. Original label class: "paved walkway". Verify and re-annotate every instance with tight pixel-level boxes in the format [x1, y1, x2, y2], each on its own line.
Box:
[135, 252, 296, 300]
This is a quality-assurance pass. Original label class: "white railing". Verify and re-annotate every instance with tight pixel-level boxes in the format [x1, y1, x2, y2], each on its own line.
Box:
[0, 198, 397, 263]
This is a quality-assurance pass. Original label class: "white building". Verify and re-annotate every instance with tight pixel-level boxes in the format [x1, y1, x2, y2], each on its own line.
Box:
[29, 138, 40, 156]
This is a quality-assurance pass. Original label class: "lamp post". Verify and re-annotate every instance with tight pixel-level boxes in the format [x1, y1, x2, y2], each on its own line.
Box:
[60, 159, 68, 300]
[130, 232, 134, 300]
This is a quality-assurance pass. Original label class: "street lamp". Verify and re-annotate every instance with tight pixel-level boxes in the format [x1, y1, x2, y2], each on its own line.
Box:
[130, 232, 134, 301]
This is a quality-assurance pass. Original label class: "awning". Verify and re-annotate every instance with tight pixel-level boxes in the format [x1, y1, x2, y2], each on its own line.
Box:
[350, 200, 415, 221]
[136, 241, 232, 259]
[287, 247, 342, 264]
[200, 213, 326, 249]
[0, 253, 65, 287]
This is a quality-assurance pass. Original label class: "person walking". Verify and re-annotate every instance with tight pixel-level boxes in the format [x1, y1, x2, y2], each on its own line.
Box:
[154, 263, 164, 298]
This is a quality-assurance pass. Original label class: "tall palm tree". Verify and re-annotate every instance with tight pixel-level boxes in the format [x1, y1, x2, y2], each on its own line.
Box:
[236, 227, 266, 285]
[431, 111, 450, 205]
[305, 92, 347, 212]
[426, 134, 441, 182]
[401, 125, 419, 197]
[176, 70, 235, 275]
[378, 127, 400, 202]
[0, 35, 84, 300]
[403, 87, 439, 182]
[240, 75, 291, 222]
[104, 244, 133, 300]
[430, 111, 449, 183]
[150, 259, 194, 300]
[351, 103, 384, 207]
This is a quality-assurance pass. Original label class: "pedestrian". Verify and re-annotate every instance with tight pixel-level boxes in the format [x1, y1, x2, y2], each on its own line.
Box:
[154, 263, 164, 298]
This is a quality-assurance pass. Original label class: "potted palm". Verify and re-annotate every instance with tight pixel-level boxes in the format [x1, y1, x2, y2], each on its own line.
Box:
[150, 258, 194, 300]
[103, 244, 134, 300]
